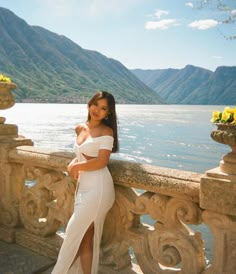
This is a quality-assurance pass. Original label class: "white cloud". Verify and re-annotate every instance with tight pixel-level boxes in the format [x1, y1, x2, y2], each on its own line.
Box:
[145, 19, 177, 30]
[154, 9, 169, 19]
[185, 2, 194, 8]
[188, 19, 218, 30]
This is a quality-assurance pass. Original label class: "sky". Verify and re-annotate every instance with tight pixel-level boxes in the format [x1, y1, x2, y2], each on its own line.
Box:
[0, 0, 235, 71]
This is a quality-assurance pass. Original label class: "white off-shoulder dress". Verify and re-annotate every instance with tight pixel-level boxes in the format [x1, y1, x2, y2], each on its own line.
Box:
[52, 135, 115, 274]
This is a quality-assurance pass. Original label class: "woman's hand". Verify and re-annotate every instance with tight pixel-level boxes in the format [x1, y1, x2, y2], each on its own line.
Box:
[67, 158, 79, 180]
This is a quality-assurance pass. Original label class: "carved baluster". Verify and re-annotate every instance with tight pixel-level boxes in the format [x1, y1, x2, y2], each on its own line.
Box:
[201, 210, 236, 274]
[100, 185, 139, 272]
[101, 187, 206, 274]
[0, 139, 32, 238]
[131, 192, 205, 274]
[19, 166, 75, 236]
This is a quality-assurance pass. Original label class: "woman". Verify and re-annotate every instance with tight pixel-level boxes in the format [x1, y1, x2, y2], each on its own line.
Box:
[52, 91, 118, 274]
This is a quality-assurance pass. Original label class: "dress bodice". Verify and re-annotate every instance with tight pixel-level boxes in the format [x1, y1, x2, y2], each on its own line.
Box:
[73, 135, 114, 158]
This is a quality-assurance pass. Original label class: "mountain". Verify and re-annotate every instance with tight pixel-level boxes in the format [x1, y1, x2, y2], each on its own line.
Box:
[182, 66, 236, 104]
[0, 7, 163, 104]
[132, 65, 236, 105]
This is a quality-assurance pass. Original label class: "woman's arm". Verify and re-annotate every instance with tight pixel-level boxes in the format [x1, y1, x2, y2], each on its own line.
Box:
[67, 149, 111, 179]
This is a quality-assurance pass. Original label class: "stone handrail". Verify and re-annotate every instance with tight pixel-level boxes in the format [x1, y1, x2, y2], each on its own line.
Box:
[0, 138, 236, 274]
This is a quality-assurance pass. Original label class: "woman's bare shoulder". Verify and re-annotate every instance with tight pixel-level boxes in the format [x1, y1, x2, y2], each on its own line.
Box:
[101, 126, 113, 137]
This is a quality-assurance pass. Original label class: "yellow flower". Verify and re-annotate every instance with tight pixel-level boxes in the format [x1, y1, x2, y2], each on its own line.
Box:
[0, 74, 11, 83]
[231, 109, 236, 124]
[226, 107, 236, 114]
[211, 107, 236, 124]
[226, 108, 236, 123]
[211, 111, 221, 122]
[222, 110, 231, 122]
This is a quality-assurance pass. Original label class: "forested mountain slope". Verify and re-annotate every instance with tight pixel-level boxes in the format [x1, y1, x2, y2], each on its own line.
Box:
[132, 65, 236, 105]
[0, 7, 163, 104]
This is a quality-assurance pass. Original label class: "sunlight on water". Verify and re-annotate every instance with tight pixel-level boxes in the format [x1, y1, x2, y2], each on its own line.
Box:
[2, 103, 228, 173]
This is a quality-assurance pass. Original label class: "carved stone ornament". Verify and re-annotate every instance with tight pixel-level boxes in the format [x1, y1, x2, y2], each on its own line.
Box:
[0, 197, 20, 227]
[19, 166, 76, 236]
[202, 210, 236, 273]
[101, 186, 206, 274]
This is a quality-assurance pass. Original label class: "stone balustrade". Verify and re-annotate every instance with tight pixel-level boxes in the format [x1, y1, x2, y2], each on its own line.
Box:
[0, 135, 236, 274]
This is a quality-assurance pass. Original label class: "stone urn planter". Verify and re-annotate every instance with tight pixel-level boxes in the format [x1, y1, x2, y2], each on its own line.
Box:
[0, 81, 17, 124]
[211, 123, 236, 175]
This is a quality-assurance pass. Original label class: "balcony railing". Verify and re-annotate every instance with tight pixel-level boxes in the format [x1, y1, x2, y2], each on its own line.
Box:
[0, 133, 236, 274]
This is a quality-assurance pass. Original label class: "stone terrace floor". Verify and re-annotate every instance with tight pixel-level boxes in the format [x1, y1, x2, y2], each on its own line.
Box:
[0, 240, 55, 274]
[0, 240, 143, 274]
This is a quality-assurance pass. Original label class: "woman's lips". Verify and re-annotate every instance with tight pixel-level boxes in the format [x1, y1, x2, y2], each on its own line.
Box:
[91, 112, 99, 118]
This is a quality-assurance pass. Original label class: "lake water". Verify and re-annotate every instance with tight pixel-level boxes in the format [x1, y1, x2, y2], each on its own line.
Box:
[1, 103, 228, 172]
[1, 103, 230, 265]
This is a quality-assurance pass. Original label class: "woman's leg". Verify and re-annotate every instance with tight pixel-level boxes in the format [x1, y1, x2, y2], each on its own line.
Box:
[80, 222, 94, 274]
[72, 222, 94, 274]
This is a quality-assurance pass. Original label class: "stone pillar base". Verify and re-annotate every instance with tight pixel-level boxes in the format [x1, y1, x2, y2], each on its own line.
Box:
[220, 151, 236, 175]
[200, 167, 236, 216]
[0, 124, 18, 138]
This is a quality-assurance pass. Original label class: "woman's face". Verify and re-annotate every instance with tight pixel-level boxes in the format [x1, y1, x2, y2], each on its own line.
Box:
[89, 98, 109, 121]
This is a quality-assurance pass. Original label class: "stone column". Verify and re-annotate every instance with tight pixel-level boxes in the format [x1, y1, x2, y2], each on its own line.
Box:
[200, 123, 236, 274]
[0, 83, 33, 241]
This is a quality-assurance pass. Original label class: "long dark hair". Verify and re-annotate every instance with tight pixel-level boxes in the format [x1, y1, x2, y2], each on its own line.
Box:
[87, 91, 119, 152]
